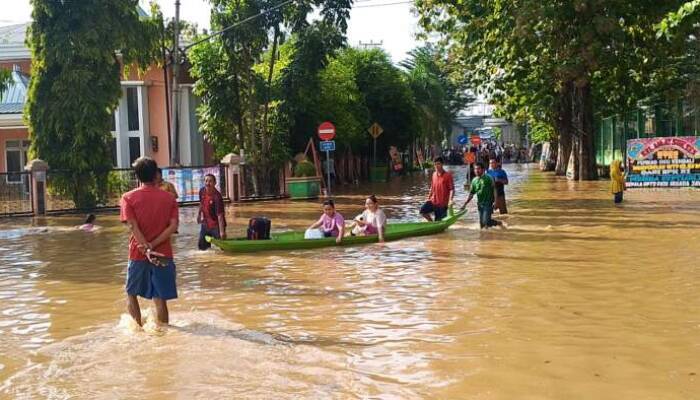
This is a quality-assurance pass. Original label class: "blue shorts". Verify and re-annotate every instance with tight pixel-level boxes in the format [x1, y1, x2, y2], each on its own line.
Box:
[126, 259, 178, 300]
[420, 201, 448, 221]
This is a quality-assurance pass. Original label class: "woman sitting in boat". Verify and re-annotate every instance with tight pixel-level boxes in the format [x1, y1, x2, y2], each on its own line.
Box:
[307, 199, 345, 244]
[350, 195, 386, 243]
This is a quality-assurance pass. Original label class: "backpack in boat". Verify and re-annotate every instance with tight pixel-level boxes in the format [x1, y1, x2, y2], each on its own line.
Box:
[247, 217, 271, 240]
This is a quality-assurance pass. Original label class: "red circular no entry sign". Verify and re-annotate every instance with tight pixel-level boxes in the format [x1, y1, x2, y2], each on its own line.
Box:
[318, 121, 336, 141]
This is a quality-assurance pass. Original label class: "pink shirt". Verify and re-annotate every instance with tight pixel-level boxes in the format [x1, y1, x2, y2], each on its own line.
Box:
[318, 212, 345, 237]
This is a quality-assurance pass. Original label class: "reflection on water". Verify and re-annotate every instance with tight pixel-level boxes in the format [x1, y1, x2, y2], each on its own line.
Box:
[1, 165, 700, 399]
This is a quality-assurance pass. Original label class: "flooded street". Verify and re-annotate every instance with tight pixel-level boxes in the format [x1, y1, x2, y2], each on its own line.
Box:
[1, 165, 699, 399]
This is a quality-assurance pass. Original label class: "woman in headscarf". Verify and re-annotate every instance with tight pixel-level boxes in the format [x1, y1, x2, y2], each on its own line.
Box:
[610, 160, 625, 204]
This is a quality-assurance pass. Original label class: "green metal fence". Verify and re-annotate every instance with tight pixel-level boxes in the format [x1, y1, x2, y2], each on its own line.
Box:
[596, 97, 700, 166]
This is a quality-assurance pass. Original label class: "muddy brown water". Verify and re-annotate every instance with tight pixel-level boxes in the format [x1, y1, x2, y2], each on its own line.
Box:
[0, 165, 698, 399]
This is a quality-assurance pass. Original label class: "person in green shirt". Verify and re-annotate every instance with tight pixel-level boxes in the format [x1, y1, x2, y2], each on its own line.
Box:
[460, 162, 502, 229]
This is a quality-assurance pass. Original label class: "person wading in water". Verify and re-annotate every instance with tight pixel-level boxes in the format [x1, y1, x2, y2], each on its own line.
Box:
[420, 157, 454, 222]
[487, 158, 509, 214]
[120, 157, 179, 326]
[197, 174, 227, 250]
[461, 162, 502, 229]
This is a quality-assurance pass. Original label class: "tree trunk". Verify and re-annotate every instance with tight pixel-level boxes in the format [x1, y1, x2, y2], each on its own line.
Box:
[555, 81, 574, 176]
[247, 66, 260, 196]
[261, 24, 280, 153]
[568, 136, 580, 180]
[548, 137, 559, 171]
[577, 83, 597, 180]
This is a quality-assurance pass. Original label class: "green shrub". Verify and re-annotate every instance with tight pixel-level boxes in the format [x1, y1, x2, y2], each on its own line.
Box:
[294, 160, 317, 177]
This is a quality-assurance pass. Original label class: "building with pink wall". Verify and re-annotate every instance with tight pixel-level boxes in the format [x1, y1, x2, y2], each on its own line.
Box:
[0, 23, 213, 175]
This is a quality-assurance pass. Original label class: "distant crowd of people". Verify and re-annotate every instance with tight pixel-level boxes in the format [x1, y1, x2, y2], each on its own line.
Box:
[442, 142, 529, 166]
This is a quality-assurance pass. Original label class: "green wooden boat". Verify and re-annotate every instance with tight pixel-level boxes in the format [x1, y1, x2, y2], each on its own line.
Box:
[206, 209, 466, 253]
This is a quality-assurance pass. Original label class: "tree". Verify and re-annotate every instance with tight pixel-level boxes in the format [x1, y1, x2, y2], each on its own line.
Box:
[26, 0, 160, 208]
[417, 0, 688, 180]
[401, 45, 471, 146]
[342, 48, 416, 155]
[316, 52, 370, 150]
[190, 0, 352, 194]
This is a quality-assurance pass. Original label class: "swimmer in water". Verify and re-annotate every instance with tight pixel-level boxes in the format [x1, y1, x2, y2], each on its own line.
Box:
[78, 214, 99, 232]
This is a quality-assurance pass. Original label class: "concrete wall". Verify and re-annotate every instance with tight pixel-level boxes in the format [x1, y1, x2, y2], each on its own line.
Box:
[143, 67, 171, 168]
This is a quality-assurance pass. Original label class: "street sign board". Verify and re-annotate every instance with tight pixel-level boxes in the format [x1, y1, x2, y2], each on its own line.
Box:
[458, 134, 468, 145]
[368, 123, 384, 139]
[464, 151, 476, 164]
[318, 121, 336, 141]
[470, 135, 481, 145]
[320, 140, 335, 152]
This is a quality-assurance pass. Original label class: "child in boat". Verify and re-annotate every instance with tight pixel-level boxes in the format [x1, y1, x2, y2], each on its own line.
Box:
[78, 214, 99, 232]
[610, 160, 625, 204]
[350, 195, 386, 243]
[307, 199, 345, 244]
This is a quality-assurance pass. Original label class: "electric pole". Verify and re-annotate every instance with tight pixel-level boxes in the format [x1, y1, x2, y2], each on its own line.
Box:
[170, 0, 181, 165]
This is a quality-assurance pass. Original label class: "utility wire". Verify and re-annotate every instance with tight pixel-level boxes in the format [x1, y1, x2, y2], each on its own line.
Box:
[182, 0, 296, 52]
[354, 1, 413, 8]
[181, 0, 414, 53]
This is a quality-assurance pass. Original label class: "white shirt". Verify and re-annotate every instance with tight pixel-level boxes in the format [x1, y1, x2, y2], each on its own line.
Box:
[359, 208, 387, 229]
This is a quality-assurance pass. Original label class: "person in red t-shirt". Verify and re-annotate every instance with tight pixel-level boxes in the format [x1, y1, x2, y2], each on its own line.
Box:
[120, 157, 179, 326]
[420, 157, 455, 221]
[197, 174, 227, 250]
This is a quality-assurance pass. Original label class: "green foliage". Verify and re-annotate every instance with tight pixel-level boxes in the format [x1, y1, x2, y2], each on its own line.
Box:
[401, 45, 472, 144]
[26, 0, 161, 208]
[106, 170, 132, 195]
[293, 160, 317, 177]
[658, 0, 700, 38]
[190, 0, 351, 172]
[492, 127, 502, 141]
[0, 68, 10, 96]
[339, 48, 416, 153]
[527, 122, 555, 144]
[316, 54, 369, 149]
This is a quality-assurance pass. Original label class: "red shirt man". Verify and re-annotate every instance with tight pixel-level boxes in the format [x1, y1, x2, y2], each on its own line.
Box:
[197, 174, 227, 250]
[420, 157, 454, 221]
[120, 157, 179, 326]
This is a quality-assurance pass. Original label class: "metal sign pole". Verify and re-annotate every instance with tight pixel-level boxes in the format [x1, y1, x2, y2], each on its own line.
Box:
[326, 149, 331, 196]
[373, 137, 377, 168]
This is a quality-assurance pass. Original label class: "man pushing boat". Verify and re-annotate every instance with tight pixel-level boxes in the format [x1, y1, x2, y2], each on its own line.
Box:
[420, 157, 455, 222]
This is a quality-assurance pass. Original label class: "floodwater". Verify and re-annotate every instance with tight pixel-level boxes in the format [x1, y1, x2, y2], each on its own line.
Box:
[0, 164, 699, 399]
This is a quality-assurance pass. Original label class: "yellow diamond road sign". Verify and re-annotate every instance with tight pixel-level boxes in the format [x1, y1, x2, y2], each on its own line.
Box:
[368, 123, 383, 139]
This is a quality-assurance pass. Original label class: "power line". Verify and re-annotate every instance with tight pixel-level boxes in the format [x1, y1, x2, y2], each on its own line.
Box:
[182, 0, 296, 52]
[181, 0, 413, 53]
[354, 1, 413, 8]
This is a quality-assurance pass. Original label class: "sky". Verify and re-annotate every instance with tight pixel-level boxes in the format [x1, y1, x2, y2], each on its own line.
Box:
[1, 0, 422, 63]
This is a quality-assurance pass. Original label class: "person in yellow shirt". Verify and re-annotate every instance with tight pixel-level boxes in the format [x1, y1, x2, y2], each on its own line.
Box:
[610, 160, 625, 204]
[156, 168, 178, 199]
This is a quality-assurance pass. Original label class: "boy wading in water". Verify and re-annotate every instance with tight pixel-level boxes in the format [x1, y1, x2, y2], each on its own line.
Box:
[461, 162, 502, 229]
[120, 157, 179, 326]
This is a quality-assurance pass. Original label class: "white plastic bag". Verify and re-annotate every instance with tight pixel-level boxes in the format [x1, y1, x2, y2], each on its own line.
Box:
[304, 228, 324, 240]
